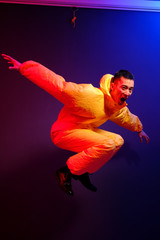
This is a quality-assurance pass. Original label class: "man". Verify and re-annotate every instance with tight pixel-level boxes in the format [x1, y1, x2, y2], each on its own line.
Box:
[2, 54, 149, 196]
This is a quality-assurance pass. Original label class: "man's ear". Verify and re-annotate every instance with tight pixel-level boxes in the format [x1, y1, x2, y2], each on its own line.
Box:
[111, 77, 114, 83]
[110, 82, 114, 91]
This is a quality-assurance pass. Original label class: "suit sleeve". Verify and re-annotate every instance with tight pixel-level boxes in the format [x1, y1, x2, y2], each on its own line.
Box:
[19, 60, 84, 105]
[109, 106, 143, 132]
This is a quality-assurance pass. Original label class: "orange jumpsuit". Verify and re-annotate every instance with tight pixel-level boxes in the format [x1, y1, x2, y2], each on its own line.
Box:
[20, 61, 143, 175]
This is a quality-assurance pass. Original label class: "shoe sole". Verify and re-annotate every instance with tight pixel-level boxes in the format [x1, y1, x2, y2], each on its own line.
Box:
[54, 171, 74, 196]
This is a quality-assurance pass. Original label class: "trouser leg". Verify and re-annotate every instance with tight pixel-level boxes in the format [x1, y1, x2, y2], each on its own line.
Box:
[51, 128, 124, 175]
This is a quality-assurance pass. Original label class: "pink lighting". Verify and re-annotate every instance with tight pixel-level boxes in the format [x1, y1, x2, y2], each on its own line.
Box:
[0, 0, 160, 12]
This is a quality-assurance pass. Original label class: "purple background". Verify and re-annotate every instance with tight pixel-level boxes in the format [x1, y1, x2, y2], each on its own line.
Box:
[0, 3, 160, 240]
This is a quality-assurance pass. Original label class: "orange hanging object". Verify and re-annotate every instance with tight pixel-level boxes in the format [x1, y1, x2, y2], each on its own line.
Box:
[71, 7, 78, 28]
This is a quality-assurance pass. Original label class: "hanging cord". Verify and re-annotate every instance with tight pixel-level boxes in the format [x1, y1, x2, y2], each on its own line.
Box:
[71, 7, 78, 28]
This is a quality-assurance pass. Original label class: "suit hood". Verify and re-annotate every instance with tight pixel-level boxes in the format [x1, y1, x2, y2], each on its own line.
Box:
[99, 74, 127, 114]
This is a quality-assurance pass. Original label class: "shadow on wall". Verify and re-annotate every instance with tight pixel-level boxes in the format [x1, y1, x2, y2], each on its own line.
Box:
[115, 141, 140, 166]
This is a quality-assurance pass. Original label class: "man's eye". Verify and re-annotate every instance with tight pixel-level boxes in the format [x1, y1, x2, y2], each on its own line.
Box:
[122, 86, 126, 90]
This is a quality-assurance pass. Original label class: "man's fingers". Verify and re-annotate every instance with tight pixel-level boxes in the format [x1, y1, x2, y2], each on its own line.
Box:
[2, 54, 16, 69]
[144, 134, 150, 144]
[1, 54, 10, 59]
[2, 54, 21, 71]
[2, 54, 13, 61]
[146, 136, 150, 144]
[140, 135, 150, 144]
[138, 133, 143, 142]
[9, 66, 14, 70]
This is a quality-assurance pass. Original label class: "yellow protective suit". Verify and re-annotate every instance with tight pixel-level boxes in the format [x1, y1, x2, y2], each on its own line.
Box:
[20, 61, 143, 175]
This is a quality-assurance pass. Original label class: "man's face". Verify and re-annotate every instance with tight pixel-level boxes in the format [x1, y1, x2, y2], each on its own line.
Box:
[110, 76, 134, 105]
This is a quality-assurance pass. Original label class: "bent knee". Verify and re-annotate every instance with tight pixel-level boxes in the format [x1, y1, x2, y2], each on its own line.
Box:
[115, 134, 124, 147]
[102, 139, 116, 150]
[102, 135, 124, 150]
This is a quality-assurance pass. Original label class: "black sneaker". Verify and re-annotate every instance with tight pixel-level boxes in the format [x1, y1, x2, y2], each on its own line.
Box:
[72, 173, 97, 192]
[55, 166, 74, 196]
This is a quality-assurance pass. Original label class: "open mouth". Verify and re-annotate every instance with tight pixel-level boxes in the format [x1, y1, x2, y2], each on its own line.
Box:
[120, 97, 126, 102]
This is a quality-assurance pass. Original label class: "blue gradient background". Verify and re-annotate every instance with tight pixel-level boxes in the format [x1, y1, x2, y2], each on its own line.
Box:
[0, 3, 160, 240]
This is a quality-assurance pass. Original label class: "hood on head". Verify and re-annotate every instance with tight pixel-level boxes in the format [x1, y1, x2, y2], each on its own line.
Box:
[99, 74, 113, 96]
[99, 74, 127, 111]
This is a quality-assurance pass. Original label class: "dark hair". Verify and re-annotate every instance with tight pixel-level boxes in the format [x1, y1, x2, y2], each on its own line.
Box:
[112, 70, 134, 82]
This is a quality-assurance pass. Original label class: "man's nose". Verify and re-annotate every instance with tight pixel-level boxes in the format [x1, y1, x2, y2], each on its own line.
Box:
[125, 89, 131, 96]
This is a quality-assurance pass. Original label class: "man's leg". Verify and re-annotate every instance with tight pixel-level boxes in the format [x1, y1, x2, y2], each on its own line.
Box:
[52, 128, 124, 195]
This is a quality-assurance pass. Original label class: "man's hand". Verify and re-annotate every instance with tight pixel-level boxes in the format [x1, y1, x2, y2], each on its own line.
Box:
[1, 54, 21, 70]
[138, 130, 150, 144]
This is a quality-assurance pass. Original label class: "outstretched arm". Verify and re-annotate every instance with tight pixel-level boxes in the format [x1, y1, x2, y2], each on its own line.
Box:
[109, 107, 150, 144]
[1, 54, 21, 70]
[138, 130, 150, 144]
[1, 53, 67, 102]
[1, 54, 85, 108]
[109, 106, 143, 132]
